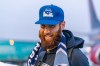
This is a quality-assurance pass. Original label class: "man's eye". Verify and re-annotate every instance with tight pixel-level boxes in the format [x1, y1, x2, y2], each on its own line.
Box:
[41, 25, 45, 28]
[49, 25, 55, 28]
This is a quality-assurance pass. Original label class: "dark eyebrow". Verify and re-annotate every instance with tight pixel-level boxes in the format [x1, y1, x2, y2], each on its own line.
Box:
[41, 24, 45, 26]
[48, 25, 56, 27]
[40, 25, 56, 28]
[50, 25, 55, 26]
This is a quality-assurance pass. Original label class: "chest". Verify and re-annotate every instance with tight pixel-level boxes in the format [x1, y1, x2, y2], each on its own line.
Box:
[42, 53, 56, 66]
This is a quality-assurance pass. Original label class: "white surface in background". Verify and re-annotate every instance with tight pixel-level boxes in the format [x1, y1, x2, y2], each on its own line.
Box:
[0, 0, 100, 41]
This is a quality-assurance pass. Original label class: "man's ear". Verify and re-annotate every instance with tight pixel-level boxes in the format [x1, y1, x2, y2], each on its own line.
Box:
[61, 21, 65, 30]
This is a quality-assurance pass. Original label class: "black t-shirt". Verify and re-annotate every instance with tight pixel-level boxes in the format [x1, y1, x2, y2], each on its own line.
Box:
[39, 47, 57, 66]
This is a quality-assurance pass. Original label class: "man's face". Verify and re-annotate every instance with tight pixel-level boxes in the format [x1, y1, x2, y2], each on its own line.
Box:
[39, 22, 65, 50]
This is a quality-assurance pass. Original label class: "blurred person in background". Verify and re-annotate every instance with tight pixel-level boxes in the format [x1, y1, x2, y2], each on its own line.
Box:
[27, 4, 89, 66]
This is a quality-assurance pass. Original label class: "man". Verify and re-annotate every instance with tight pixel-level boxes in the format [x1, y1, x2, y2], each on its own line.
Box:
[28, 4, 89, 66]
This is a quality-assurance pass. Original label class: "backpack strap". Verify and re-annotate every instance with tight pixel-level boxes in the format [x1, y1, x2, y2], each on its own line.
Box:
[67, 47, 74, 66]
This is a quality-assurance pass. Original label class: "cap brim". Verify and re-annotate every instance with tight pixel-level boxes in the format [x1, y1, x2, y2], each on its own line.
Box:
[35, 20, 61, 25]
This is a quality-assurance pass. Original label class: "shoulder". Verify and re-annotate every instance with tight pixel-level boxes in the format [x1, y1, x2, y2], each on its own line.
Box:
[71, 48, 89, 66]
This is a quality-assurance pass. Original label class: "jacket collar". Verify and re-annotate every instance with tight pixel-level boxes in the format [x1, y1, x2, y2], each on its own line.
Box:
[63, 30, 84, 49]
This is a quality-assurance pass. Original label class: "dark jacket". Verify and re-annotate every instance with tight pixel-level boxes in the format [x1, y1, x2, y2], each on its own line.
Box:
[34, 30, 89, 66]
[63, 30, 89, 66]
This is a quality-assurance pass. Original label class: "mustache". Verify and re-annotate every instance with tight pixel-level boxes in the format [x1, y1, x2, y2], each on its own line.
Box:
[44, 33, 53, 37]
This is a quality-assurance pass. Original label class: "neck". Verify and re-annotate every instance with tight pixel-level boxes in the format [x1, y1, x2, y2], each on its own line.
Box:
[46, 46, 57, 52]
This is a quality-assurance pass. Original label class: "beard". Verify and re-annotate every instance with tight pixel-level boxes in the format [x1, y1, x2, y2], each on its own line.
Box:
[39, 27, 62, 50]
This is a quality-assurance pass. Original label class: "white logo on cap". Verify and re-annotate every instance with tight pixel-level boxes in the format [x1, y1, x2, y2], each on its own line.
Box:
[43, 8, 53, 17]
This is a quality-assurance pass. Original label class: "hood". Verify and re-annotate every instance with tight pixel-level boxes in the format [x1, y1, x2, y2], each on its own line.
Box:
[63, 30, 84, 49]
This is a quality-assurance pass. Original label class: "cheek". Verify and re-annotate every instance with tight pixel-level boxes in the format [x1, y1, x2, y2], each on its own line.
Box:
[52, 26, 60, 33]
[39, 28, 44, 33]
[39, 29, 44, 37]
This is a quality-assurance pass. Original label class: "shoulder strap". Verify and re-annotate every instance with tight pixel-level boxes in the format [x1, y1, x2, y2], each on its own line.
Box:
[67, 47, 74, 66]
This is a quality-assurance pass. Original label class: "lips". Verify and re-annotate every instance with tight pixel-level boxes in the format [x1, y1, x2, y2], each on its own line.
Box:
[45, 35, 53, 41]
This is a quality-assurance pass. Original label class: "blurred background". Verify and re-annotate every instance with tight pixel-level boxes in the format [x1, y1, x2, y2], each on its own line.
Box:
[0, 0, 100, 66]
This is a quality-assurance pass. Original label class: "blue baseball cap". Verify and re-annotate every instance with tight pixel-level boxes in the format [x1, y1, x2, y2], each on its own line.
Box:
[35, 4, 64, 25]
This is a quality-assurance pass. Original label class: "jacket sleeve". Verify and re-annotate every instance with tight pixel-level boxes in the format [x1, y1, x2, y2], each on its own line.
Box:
[71, 48, 89, 66]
